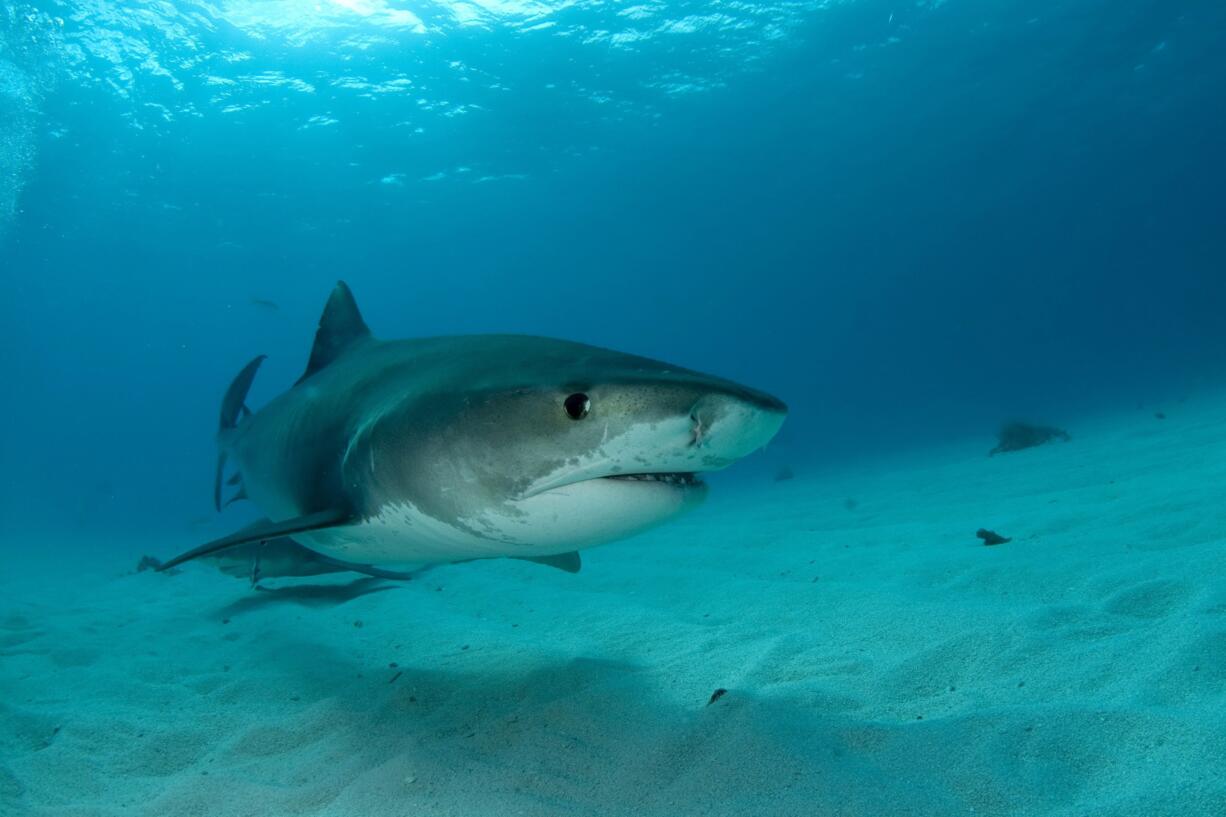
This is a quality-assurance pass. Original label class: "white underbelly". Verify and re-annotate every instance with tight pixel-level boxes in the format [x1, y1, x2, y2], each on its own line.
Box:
[291, 477, 700, 566]
[293, 502, 497, 566]
[248, 454, 705, 565]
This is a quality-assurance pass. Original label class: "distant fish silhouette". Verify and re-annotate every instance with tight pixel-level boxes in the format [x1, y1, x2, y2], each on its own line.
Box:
[988, 422, 1070, 456]
[977, 529, 1011, 546]
[136, 555, 164, 572]
[250, 297, 280, 312]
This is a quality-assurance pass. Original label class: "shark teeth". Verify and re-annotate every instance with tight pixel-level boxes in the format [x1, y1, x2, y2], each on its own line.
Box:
[604, 472, 703, 486]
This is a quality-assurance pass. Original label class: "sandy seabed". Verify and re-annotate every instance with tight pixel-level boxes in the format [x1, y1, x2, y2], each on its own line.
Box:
[3, 400, 1226, 817]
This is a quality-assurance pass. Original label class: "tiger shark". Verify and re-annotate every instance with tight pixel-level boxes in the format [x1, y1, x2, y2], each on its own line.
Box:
[160, 282, 787, 574]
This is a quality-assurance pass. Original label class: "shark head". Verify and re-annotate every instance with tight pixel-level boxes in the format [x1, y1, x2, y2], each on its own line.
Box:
[351, 336, 788, 558]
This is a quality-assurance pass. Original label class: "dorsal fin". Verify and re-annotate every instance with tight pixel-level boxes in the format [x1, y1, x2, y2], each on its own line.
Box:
[296, 281, 372, 385]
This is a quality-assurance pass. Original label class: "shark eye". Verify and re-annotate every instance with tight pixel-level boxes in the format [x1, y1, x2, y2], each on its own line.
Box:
[563, 392, 591, 420]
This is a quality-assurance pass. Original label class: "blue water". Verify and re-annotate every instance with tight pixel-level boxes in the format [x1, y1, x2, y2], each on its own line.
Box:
[3, 1, 1226, 537]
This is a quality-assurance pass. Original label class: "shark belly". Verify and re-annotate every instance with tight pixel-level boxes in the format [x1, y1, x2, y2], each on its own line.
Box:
[297, 503, 496, 566]
[294, 477, 707, 567]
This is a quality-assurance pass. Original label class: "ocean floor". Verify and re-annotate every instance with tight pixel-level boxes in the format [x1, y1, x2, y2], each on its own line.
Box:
[3, 399, 1226, 817]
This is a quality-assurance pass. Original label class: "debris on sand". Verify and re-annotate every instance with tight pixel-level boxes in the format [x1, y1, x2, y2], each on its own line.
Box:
[977, 529, 1011, 546]
[989, 422, 1070, 456]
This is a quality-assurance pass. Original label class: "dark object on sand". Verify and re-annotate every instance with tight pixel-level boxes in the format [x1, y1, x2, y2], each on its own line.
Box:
[136, 555, 164, 572]
[988, 422, 1070, 456]
[707, 688, 728, 706]
[774, 466, 795, 482]
[977, 529, 1011, 546]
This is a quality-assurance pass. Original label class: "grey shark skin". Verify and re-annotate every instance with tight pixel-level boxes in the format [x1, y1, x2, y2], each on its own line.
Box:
[161, 282, 787, 572]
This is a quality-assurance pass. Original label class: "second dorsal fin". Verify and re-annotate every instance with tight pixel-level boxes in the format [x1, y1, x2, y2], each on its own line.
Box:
[296, 281, 372, 385]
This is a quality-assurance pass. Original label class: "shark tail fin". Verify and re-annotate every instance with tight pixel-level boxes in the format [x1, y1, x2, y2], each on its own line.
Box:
[214, 355, 267, 511]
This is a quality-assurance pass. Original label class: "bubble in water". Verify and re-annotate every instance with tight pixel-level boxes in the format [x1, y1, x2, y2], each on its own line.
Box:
[0, 57, 35, 242]
[0, 2, 58, 245]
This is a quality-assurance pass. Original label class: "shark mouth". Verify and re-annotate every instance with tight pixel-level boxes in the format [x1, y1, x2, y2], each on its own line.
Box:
[524, 469, 707, 499]
[603, 472, 704, 486]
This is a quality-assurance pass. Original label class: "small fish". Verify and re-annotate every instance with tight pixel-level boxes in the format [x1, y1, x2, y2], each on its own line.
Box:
[250, 297, 280, 311]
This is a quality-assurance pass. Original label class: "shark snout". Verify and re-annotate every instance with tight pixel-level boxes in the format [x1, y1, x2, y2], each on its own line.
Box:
[689, 388, 787, 462]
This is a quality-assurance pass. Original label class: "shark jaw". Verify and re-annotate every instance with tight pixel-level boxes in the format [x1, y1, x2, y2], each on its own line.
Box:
[602, 471, 705, 486]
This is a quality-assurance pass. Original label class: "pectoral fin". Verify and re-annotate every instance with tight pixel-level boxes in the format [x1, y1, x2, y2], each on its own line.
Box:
[158, 509, 352, 572]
